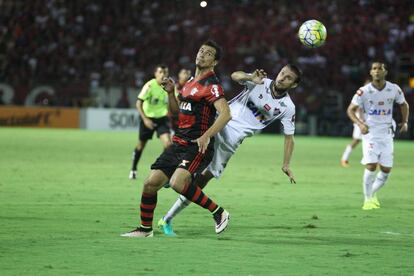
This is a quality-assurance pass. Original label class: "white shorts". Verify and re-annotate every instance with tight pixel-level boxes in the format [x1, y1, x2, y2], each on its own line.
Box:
[207, 125, 243, 178]
[352, 124, 362, 140]
[361, 136, 394, 167]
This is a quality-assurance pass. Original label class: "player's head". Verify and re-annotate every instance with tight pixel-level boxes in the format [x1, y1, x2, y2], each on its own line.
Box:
[274, 64, 302, 90]
[196, 40, 222, 69]
[178, 68, 191, 85]
[154, 64, 169, 83]
[370, 62, 387, 81]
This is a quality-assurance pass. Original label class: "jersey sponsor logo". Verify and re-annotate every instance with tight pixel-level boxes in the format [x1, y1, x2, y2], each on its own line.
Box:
[190, 87, 198, 96]
[246, 100, 267, 124]
[179, 101, 192, 111]
[211, 85, 220, 98]
[264, 104, 271, 111]
[368, 109, 391, 115]
[378, 101, 384, 105]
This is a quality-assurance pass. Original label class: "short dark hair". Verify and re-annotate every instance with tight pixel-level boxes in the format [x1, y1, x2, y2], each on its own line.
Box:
[286, 63, 302, 84]
[154, 64, 168, 72]
[371, 61, 387, 70]
[202, 40, 222, 61]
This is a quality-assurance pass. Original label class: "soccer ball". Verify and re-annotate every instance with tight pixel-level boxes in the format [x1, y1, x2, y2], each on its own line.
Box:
[298, 20, 327, 48]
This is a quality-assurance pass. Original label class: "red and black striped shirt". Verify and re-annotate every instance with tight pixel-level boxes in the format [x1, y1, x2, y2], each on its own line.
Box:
[172, 71, 224, 145]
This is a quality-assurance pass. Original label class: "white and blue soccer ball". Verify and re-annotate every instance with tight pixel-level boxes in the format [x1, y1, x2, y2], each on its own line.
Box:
[298, 20, 327, 48]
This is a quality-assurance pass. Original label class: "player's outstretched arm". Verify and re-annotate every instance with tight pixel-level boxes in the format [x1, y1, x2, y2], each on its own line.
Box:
[282, 134, 296, 184]
[192, 98, 231, 154]
[231, 69, 267, 84]
[399, 101, 409, 133]
[347, 103, 368, 134]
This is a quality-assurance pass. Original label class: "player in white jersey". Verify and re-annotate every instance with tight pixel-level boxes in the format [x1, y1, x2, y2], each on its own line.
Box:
[347, 62, 409, 210]
[158, 64, 302, 235]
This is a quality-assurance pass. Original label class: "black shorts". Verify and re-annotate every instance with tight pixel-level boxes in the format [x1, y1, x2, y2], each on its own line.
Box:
[151, 143, 214, 179]
[139, 116, 170, 141]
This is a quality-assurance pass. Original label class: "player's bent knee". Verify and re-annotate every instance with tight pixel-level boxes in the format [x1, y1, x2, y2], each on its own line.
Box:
[143, 170, 168, 192]
[170, 169, 192, 192]
[366, 163, 377, 171]
[380, 166, 392, 173]
[196, 170, 214, 189]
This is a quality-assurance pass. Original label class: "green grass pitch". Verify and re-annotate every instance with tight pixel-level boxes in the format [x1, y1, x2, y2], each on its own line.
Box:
[1, 128, 413, 275]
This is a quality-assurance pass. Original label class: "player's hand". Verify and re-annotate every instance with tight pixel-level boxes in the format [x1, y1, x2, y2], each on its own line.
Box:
[399, 122, 408, 133]
[161, 77, 175, 94]
[250, 69, 267, 84]
[282, 165, 296, 184]
[358, 123, 369, 134]
[143, 118, 154, 130]
[192, 135, 210, 154]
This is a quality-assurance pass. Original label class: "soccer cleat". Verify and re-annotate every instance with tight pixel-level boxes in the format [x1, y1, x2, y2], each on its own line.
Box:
[121, 227, 153, 238]
[157, 217, 176, 236]
[129, 170, 137, 180]
[362, 199, 379, 210]
[371, 194, 380, 207]
[340, 160, 350, 168]
[362, 201, 375, 210]
[214, 210, 230, 234]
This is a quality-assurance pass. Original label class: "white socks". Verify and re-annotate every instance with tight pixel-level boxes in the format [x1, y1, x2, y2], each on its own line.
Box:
[341, 145, 353, 161]
[363, 169, 376, 200]
[164, 195, 191, 223]
[372, 171, 390, 195]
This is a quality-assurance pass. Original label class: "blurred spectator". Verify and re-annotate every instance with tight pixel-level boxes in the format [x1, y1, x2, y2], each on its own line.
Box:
[0, 0, 412, 112]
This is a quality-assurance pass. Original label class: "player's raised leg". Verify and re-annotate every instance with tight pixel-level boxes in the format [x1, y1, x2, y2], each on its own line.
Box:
[159, 170, 214, 235]
[169, 168, 229, 234]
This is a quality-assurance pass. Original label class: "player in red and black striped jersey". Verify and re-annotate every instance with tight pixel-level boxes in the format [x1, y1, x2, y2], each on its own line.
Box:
[172, 70, 225, 147]
[122, 40, 232, 237]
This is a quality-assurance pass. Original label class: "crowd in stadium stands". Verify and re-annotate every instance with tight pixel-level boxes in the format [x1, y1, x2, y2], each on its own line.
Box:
[1, 0, 413, 112]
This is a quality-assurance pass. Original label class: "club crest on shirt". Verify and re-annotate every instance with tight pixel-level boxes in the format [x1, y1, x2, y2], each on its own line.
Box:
[190, 87, 198, 96]
[259, 94, 263, 99]
[273, 108, 281, 116]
